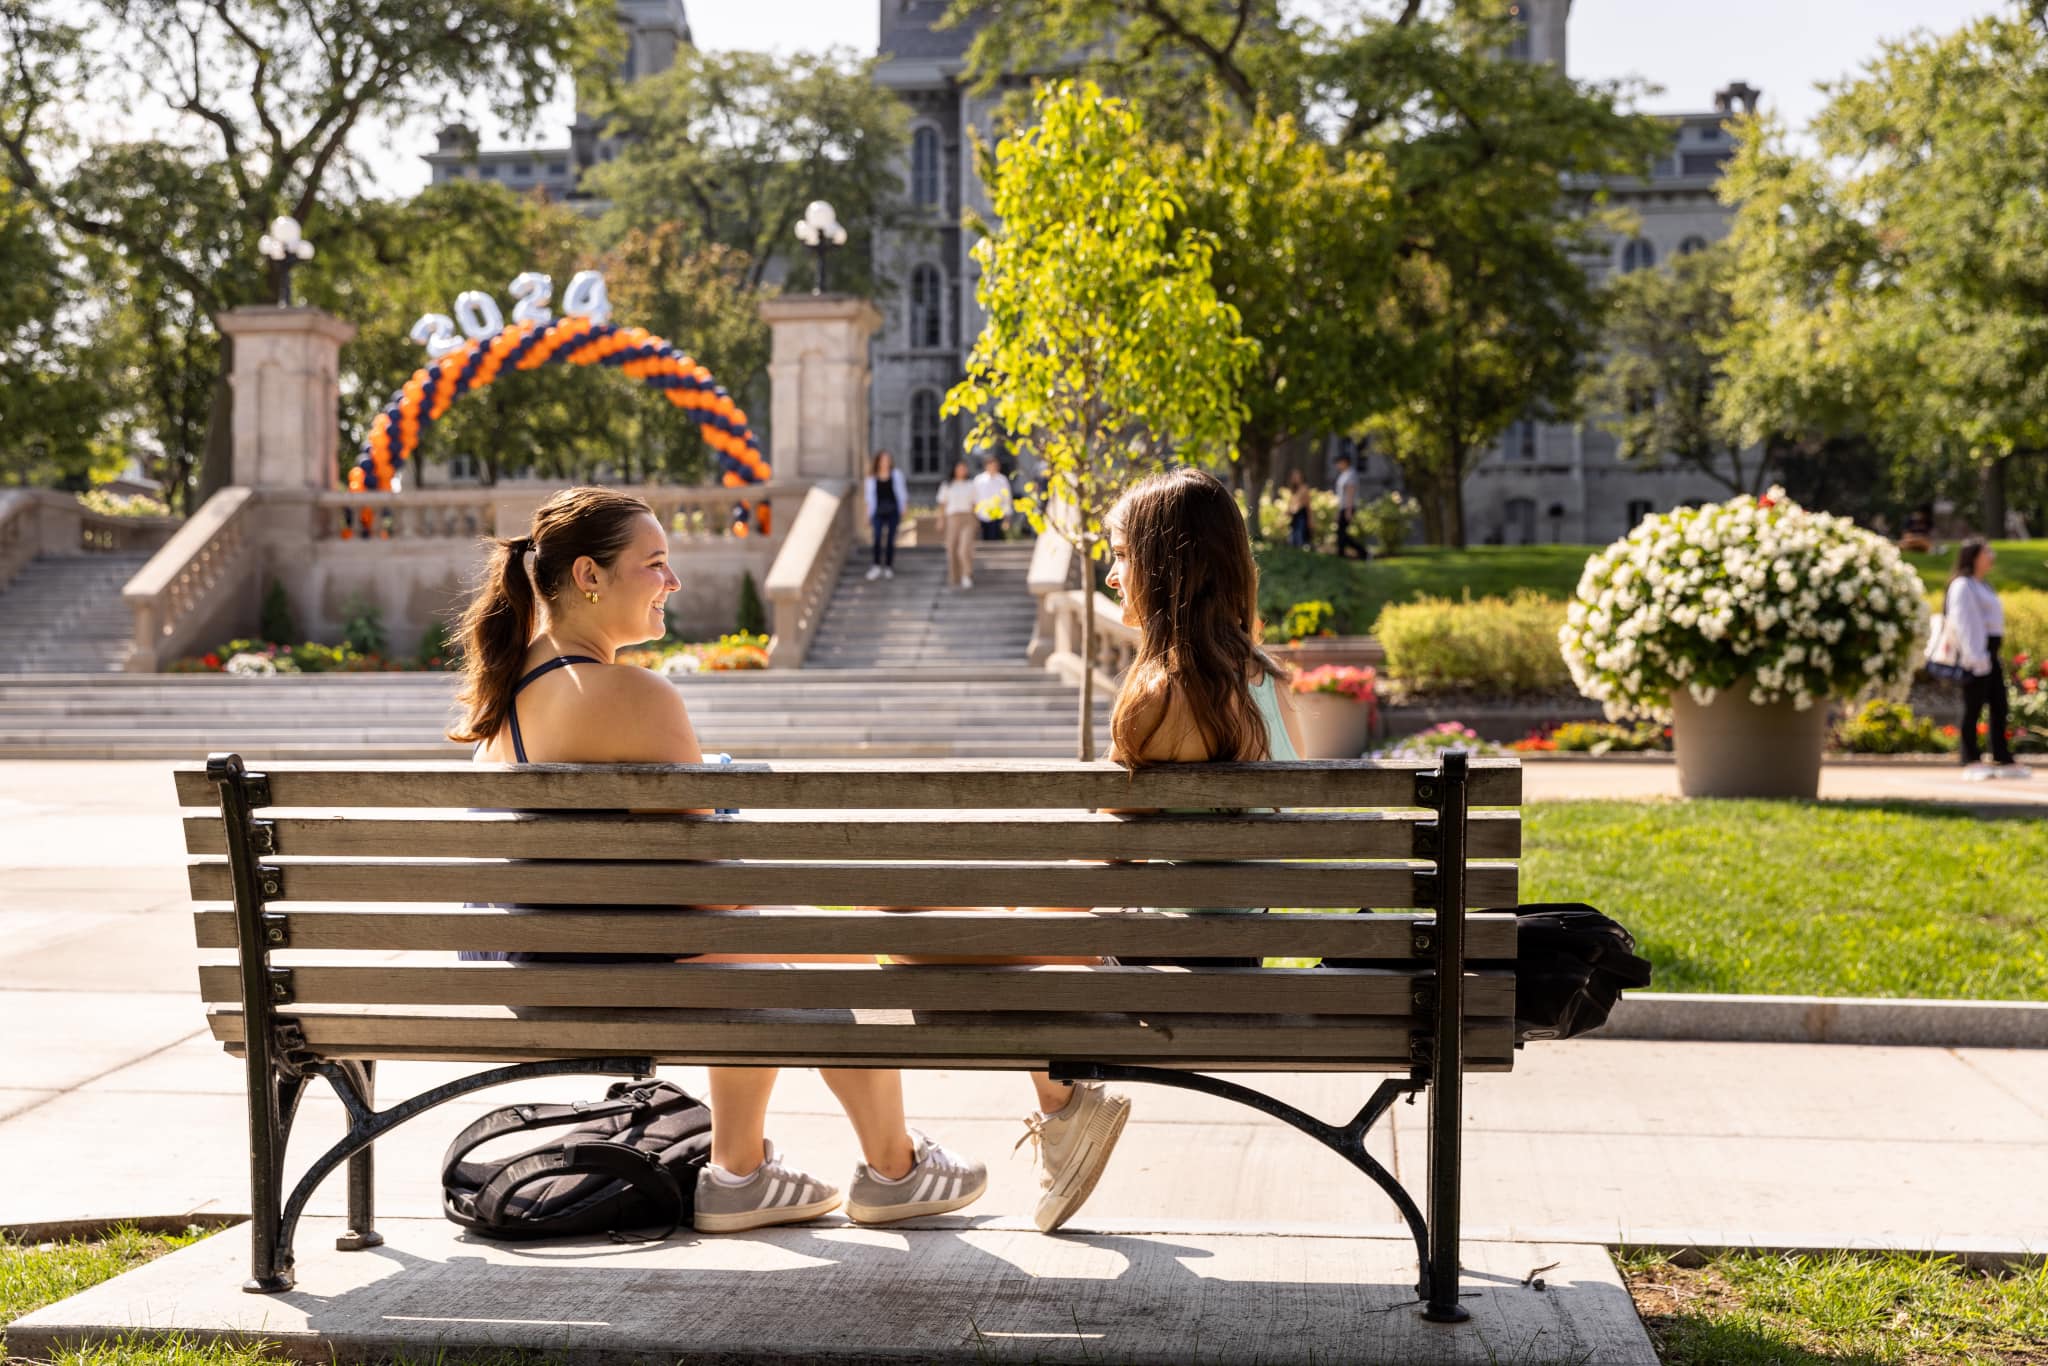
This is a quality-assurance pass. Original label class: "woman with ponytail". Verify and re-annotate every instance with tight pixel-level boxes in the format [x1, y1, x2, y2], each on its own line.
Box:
[451, 487, 987, 1231]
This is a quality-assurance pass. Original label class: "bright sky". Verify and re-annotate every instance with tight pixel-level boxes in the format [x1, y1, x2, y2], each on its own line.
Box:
[374, 0, 1999, 196]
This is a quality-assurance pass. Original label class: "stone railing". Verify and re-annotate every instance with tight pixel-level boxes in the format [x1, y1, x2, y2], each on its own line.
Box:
[0, 489, 179, 592]
[1043, 588, 1138, 692]
[122, 487, 259, 672]
[1025, 529, 1078, 665]
[762, 480, 854, 668]
[309, 482, 806, 545]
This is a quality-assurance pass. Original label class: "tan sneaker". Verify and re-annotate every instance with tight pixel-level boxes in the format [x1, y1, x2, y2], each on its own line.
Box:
[1016, 1082, 1131, 1232]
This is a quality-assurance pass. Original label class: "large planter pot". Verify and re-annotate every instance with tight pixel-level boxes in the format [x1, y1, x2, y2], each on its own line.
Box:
[1669, 679, 1831, 799]
[1292, 691, 1376, 759]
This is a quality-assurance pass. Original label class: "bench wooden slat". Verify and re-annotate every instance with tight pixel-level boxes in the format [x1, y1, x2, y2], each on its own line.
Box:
[187, 859, 1519, 910]
[181, 810, 1524, 861]
[192, 906, 1520, 957]
[173, 758, 1523, 811]
[204, 1003, 1516, 1069]
[196, 961, 1514, 1016]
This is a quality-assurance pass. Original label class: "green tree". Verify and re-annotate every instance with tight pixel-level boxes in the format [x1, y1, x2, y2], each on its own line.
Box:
[0, 0, 606, 502]
[0, 174, 111, 486]
[1583, 242, 1770, 495]
[587, 47, 907, 297]
[1157, 101, 1400, 528]
[1716, 10, 2048, 535]
[944, 82, 1255, 759]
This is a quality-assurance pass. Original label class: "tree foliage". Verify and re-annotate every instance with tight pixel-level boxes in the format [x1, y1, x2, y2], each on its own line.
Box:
[944, 81, 1255, 757]
[1716, 9, 2048, 534]
[1583, 242, 1771, 496]
[0, 173, 112, 486]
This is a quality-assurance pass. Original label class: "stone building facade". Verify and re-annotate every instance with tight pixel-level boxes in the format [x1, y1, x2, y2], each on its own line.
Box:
[866, 0, 1761, 536]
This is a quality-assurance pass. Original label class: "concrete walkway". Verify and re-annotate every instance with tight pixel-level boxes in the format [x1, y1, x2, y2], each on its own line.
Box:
[3, 758, 2044, 1259]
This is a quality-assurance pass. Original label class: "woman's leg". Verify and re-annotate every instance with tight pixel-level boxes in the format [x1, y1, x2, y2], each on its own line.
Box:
[1961, 675, 1988, 763]
[881, 513, 899, 568]
[1988, 659, 2014, 765]
[959, 514, 976, 582]
[708, 1067, 778, 1175]
[871, 515, 886, 566]
[818, 1069, 916, 1179]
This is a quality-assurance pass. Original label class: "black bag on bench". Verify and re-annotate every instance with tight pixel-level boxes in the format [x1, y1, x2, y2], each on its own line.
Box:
[442, 1079, 712, 1241]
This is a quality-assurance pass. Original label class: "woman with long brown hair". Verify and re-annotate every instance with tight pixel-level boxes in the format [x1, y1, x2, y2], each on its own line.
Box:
[451, 486, 987, 1231]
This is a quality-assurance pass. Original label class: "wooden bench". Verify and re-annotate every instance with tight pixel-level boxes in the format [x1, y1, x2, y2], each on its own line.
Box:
[180, 751, 1522, 1323]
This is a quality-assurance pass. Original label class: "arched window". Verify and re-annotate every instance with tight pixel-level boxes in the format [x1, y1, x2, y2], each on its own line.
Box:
[909, 390, 942, 475]
[1620, 237, 1657, 273]
[1677, 235, 1709, 256]
[909, 265, 943, 349]
[911, 127, 942, 208]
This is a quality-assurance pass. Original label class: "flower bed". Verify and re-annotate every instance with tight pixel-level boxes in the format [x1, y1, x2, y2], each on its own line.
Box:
[1560, 489, 1926, 720]
[171, 630, 772, 675]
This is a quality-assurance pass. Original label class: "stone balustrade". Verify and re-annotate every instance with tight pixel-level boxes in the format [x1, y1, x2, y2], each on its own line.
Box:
[0, 489, 178, 595]
[1043, 587, 1137, 692]
[762, 481, 855, 668]
[123, 487, 259, 672]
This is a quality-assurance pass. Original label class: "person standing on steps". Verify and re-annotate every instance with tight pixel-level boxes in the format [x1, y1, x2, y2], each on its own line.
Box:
[973, 455, 1014, 541]
[864, 450, 908, 582]
[937, 458, 979, 589]
[1945, 538, 2032, 780]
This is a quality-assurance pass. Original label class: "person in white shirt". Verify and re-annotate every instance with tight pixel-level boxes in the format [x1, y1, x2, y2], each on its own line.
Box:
[1944, 539, 2030, 779]
[1332, 454, 1365, 560]
[972, 457, 1014, 541]
[936, 459, 979, 589]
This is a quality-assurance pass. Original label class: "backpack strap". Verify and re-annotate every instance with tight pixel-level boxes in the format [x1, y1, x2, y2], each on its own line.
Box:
[440, 1096, 644, 1190]
[472, 1140, 688, 1241]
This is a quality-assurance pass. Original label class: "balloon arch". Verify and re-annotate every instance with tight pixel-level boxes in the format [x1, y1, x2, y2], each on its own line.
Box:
[354, 269, 770, 529]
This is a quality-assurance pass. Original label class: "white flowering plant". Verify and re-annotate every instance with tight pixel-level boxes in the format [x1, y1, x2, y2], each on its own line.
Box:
[1558, 489, 1928, 720]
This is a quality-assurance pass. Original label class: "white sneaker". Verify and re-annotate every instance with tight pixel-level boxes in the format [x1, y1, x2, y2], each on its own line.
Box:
[961, 576, 973, 589]
[1994, 763, 2034, 780]
[1962, 763, 1997, 782]
[883, 567, 894, 579]
[1016, 1082, 1131, 1233]
[865, 565, 883, 581]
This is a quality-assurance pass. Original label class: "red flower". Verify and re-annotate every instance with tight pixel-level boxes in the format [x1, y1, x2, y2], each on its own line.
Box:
[201, 653, 221, 669]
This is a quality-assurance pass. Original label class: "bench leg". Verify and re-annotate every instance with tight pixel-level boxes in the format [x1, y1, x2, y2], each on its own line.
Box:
[335, 1061, 384, 1252]
[242, 1061, 307, 1294]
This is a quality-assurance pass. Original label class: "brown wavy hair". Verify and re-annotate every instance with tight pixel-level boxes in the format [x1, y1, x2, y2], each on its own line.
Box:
[449, 486, 655, 745]
[1107, 467, 1282, 769]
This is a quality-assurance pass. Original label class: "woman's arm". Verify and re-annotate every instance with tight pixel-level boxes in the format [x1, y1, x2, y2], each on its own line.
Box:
[1948, 579, 1991, 673]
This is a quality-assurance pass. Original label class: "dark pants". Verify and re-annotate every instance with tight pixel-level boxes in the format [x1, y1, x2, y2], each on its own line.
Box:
[871, 511, 899, 567]
[1335, 510, 1367, 560]
[1961, 635, 2013, 764]
[978, 518, 1003, 541]
[1288, 509, 1310, 548]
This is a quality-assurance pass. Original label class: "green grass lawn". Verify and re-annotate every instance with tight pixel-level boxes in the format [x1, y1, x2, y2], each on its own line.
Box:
[1255, 540, 2048, 635]
[1521, 801, 2048, 1001]
[1621, 1248, 2048, 1365]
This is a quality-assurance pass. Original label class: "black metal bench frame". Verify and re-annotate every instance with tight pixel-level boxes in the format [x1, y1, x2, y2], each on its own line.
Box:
[204, 749, 1482, 1323]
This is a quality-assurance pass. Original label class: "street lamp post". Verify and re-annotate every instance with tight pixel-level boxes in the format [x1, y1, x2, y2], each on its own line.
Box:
[793, 200, 848, 295]
[257, 215, 316, 307]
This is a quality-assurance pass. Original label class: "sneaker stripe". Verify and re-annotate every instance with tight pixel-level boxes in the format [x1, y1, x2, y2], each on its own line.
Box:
[762, 1176, 785, 1209]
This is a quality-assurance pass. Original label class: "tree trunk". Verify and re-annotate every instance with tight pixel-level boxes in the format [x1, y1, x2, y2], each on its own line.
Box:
[1077, 549, 1097, 761]
[1981, 456, 2008, 539]
[1444, 443, 1468, 548]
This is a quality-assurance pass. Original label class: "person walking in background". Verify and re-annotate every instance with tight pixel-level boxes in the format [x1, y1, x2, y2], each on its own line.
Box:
[937, 458, 979, 589]
[864, 450, 907, 582]
[1285, 469, 1312, 549]
[973, 456, 1014, 541]
[1945, 538, 2031, 780]
[1332, 453, 1366, 560]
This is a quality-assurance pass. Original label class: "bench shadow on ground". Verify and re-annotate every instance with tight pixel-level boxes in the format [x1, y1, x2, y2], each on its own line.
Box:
[219, 1218, 1639, 1366]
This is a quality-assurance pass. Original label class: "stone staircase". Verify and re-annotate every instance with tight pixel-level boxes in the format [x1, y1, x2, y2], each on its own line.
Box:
[0, 668, 1108, 760]
[807, 543, 1040, 669]
[0, 554, 151, 674]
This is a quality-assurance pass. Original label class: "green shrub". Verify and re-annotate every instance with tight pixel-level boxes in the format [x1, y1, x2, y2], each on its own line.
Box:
[1835, 700, 1953, 754]
[1255, 486, 1340, 546]
[1276, 599, 1337, 641]
[1549, 720, 1666, 753]
[415, 620, 459, 670]
[2003, 588, 2047, 665]
[1355, 491, 1419, 557]
[259, 580, 297, 646]
[736, 570, 767, 637]
[1373, 591, 1571, 695]
[340, 595, 387, 658]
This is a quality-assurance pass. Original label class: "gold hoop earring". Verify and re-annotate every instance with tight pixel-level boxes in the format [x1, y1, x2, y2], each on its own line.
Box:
[584, 590, 600, 605]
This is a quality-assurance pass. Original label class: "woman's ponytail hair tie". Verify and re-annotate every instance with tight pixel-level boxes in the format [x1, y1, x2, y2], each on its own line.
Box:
[509, 536, 535, 555]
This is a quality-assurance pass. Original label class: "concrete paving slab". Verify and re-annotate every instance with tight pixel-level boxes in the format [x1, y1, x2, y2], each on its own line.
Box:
[6, 910, 201, 992]
[8, 1217, 1654, 1366]
[0, 1087, 58, 1122]
[1950, 1048, 2048, 1124]
[0, 990, 205, 1090]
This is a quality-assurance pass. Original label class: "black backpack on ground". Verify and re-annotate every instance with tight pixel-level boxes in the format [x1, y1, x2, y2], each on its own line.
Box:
[441, 1079, 712, 1241]
[1322, 902, 1652, 1043]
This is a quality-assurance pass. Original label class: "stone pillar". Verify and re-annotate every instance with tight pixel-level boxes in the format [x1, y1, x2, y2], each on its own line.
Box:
[759, 295, 883, 483]
[216, 307, 357, 491]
